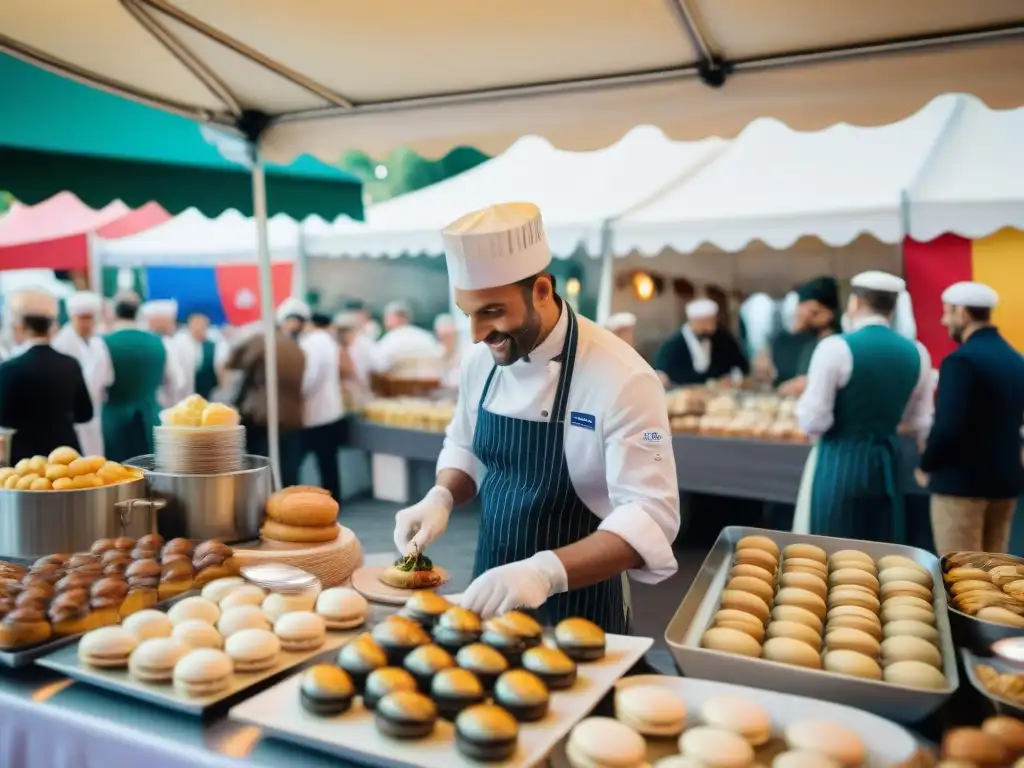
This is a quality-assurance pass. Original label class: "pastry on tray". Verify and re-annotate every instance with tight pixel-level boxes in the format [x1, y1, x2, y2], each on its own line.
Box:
[261, 487, 339, 544]
[380, 550, 446, 590]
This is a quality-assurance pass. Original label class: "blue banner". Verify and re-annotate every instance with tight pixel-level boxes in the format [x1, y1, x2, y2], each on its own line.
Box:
[143, 266, 227, 325]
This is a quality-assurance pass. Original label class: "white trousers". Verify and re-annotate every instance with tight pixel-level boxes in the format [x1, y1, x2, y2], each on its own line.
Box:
[791, 443, 819, 534]
[74, 418, 104, 458]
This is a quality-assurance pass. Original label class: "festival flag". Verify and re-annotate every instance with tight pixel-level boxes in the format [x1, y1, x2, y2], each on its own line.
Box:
[904, 228, 1024, 367]
[143, 266, 227, 325]
[214, 263, 294, 326]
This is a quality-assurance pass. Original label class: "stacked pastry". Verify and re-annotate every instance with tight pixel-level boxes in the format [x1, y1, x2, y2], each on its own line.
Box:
[301, 593, 604, 762]
[261, 486, 340, 544]
[942, 551, 1024, 626]
[362, 399, 457, 433]
[567, 686, 870, 768]
[0, 537, 237, 650]
[701, 535, 778, 658]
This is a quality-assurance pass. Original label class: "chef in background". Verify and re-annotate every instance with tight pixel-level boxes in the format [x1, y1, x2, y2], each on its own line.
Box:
[139, 300, 188, 408]
[298, 308, 345, 500]
[433, 313, 461, 390]
[654, 298, 749, 387]
[393, 202, 679, 628]
[918, 282, 1024, 554]
[794, 271, 934, 542]
[171, 311, 225, 400]
[338, 302, 375, 391]
[603, 313, 637, 348]
[0, 289, 93, 462]
[333, 311, 372, 409]
[371, 300, 444, 379]
[52, 291, 114, 456]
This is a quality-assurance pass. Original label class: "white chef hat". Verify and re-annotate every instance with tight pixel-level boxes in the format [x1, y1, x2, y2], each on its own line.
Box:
[139, 299, 179, 320]
[685, 298, 719, 321]
[850, 271, 905, 294]
[332, 311, 361, 329]
[604, 312, 637, 332]
[941, 281, 999, 309]
[10, 288, 58, 319]
[433, 313, 455, 332]
[276, 297, 311, 323]
[384, 300, 412, 320]
[441, 202, 551, 291]
[66, 291, 103, 317]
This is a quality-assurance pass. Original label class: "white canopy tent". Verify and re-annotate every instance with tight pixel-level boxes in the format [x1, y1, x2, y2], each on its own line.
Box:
[906, 97, 1024, 242]
[612, 94, 963, 254]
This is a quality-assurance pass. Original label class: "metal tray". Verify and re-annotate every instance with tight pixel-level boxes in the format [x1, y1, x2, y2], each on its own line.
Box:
[961, 648, 1024, 718]
[665, 526, 959, 723]
[37, 628, 355, 715]
[940, 553, 1024, 655]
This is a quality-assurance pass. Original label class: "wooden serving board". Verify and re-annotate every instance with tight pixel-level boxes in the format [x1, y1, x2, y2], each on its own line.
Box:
[350, 564, 451, 605]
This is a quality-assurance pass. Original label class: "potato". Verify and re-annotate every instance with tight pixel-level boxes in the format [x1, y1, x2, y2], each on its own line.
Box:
[47, 446, 80, 465]
[13, 458, 32, 475]
[4, 474, 19, 489]
[27, 456, 47, 474]
[51, 477, 74, 490]
[15, 473, 39, 490]
[30, 477, 52, 491]
[45, 463, 70, 481]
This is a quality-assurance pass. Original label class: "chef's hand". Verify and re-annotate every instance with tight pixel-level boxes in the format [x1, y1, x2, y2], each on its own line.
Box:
[461, 551, 568, 619]
[914, 468, 929, 489]
[777, 376, 807, 398]
[393, 486, 453, 556]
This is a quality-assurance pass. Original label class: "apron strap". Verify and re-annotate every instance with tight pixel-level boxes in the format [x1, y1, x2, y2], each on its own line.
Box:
[551, 305, 579, 424]
[477, 364, 499, 409]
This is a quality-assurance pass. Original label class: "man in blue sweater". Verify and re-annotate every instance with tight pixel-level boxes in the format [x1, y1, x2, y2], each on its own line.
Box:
[919, 281, 1024, 555]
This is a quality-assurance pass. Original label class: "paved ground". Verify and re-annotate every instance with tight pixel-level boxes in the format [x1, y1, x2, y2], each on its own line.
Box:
[341, 496, 703, 674]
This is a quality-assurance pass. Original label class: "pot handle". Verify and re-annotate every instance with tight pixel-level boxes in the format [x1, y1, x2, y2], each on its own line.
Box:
[114, 498, 168, 532]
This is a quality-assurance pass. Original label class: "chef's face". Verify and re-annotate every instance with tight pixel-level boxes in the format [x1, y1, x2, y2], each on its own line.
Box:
[187, 313, 209, 340]
[456, 276, 553, 366]
[942, 303, 970, 344]
[71, 313, 95, 339]
[689, 316, 717, 340]
[795, 300, 834, 333]
[281, 316, 304, 336]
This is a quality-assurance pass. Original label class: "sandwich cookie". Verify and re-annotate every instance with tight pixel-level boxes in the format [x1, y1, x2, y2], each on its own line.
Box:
[822, 649, 882, 680]
[456, 643, 510, 690]
[713, 609, 766, 642]
[782, 543, 827, 564]
[401, 590, 451, 629]
[225, 628, 281, 672]
[567, 717, 646, 768]
[299, 664, 355, 715]
[273, 611, 326, 652]
[373, 615, 431, 664]
[762, 637, 822, 669]
[766, 621, 822, 652]
[719, 590, 770, 624]
[883, 660, 948, 689]
[522, 645, 578, 690]
[172, 619, 225, 650]
[173, 648, 233, 698]
[363, 667, 417, 711]
[779, 572, 827, 600]
[554, 617, 606, 662]
[771, 605, 823, 634]
[775, 588, 826, 620]
[823, 627, 880, 657]
[493, 669, 550, 722]
[880, 635, 943, 669]
[218, 584, 267, 611]
[679, 725, 755, 768]
[734, 548, 779, 574]
[432, 607, 483, 654]
[784, 720, 865, 766]
[782, 558, 828, 578]
[337, 635, 388, 692]
[730, 564, 775, 585]
[879, 566, 933, 588]
[122, 609, 173, 641]
[78, 626, 138, 668]
[726, 575, 775, 605]
[481, 621, 527, 667]
[455, 703, 519, 762]
[262, 591, 317, 622]
[828, 569, 880, 593]
[375, 690, 438, 739]
[128, 637, 189, 683]
[200, 577, 245, 604]
[882, 619, 939, 643]
[701, 626, 762, 657]
[315, 587, 368, 630]
[876, 555, 929, 575]
[402, 643, 455, 692]
[218, 605, 271, 637]
[431, 667, 486, 720]
[167, 596, 221, 626]
[736, 535, 781, 559]
[615, 683, 687, 737]
[699, 694, 771, 746]
[490, 610, 544, 649]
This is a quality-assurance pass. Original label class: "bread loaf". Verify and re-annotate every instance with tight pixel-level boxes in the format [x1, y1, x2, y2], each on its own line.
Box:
[266, 488, 337, 526]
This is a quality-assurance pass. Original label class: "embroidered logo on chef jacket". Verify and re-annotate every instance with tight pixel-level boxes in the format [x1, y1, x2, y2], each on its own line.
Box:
[642, 430, 665, 443]
[569, 412, 596, 431]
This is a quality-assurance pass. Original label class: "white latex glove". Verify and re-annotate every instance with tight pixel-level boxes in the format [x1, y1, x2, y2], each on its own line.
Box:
[461, 551, 568, 619]
[393, 486, 453, 556]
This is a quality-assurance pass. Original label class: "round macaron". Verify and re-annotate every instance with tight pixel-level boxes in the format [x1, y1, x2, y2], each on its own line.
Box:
[300, 664, 356, 716]
[726, 575, 774, 605]
[782, 543, 827, 564]
[829, 568, 880, 593]
[615, 684, 687, 737]
[879, 566, 933, 588]
[262, 591, 318, 622]
[877, 555, 928, 574]
[167, 596, 221, 626]
[766, 621, 822, 653]
[733, 548, 779, 574]
[882, 619, 939, 644]
[775, 588, 826, 619]
[701, 627, 762, 658]
[771, 605, 823, 634]
[782, 558, 828, 577]
[735, 535, 780, 559]
[128, 637, 189, 683]
[172, 648, 233, 698]
[225, 628, 281, 672]
[455, 703, 519, 762]
[680, 725, 756, 767]
[78, 626, 138, 668]
[784, 720, 866, 766]
[274, 611, 326, 652]
[567, 717, 646, 768]
[200, 576, 246, 604]
[699, 695, 771, 746]
[779, 572, 827, 600]
[730, 563, 775, 585]
[823, 649, 882, 680]
[762, 637, 822, 670]
[123, 609, 173, 641]
[880, 635, 943, 669]
[883, 660, 947, 689]
[172, 619, 225, 650]
[823, 627, 880, 658]
[719, 590, 770, 623]
[315, 587, 368, 630]
[217, 605, 271, 638]
[219, 584, 267, 611]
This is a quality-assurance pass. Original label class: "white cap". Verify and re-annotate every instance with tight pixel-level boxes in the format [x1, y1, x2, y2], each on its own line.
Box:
[332, 311, 361, 329]
[685, 298, 719, 321]
[10, 289, 58, 318]
[139, 299, 178, 319]
[276, 297, 310, 323]
[941, 281, 998, 309]
[604, 312, 637, 332]
[66, 291, 103, 317]
[850, 270, 905, 294]
[441, 202, 551, 291]
[433, 313, 455, 332]
[384, 300, 412, 319]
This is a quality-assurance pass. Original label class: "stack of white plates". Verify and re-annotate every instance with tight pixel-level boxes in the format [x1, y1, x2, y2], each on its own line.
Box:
[232, 525, 363, 588]
[153, 425, 246, 474]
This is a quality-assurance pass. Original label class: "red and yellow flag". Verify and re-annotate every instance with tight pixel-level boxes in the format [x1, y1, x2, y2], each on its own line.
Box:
[904, 228, 1024, 366]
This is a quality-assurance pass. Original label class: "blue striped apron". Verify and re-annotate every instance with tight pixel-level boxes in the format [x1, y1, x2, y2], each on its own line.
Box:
[471, 306, 629, 633]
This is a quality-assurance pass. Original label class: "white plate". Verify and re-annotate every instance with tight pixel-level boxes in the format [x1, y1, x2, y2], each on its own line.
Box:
[230, 633, 653, 768]
[548, 675, 917, 768]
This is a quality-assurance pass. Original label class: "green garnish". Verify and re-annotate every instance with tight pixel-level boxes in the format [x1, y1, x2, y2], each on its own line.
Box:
[393, 551, 434, 572]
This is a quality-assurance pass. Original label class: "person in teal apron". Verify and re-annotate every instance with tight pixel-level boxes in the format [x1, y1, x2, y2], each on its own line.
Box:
[193, 336, 218, 400]
[102, 297, 170, 462]
[797, 271, 934, 543]
[392, 202, 680, 631]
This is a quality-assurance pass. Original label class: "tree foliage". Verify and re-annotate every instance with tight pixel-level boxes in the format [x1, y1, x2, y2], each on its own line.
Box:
[339, 147, 489, 204]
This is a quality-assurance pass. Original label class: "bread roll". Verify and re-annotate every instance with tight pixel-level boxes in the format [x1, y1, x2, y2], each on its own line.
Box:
[260, 519, 339, 543]
[266, 492, 338, 527]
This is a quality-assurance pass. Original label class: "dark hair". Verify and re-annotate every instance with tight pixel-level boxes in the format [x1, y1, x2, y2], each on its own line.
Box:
[515, 272, 557, 300]
[188, 311, 209, 322]
[965, 306, 992, 323]
[852, 287, 898, 316]
[114, 300, 139, 321]
[311, 313, 332, 328]
[21, 315, 53, 336]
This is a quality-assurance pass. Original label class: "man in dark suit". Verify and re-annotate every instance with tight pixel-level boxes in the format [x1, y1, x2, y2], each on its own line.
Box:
[654, 297, 749, 387]
[0, 289, 93, 462]
[918, 281, 1024, 555]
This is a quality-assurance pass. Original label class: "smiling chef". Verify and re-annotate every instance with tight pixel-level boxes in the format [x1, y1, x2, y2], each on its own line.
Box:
[393, 202, 680, 631]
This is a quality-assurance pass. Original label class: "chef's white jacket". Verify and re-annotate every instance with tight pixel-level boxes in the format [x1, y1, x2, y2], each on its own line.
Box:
[437, 307, 680, 584]
[347, 333, 375, 389]
[170, 330, 229, 387]
[796, 315, 935, 441]
[299, 328, 344, 428]
[158, 335, 189, 408]
[371, 325, 445, 379]
[51, 326, 115, 456]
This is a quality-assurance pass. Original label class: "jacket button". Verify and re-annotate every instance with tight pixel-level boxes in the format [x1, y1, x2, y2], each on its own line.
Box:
[541, 410, 549, 417]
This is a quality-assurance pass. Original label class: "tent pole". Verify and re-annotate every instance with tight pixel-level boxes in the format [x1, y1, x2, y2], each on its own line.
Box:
[595, 220, 614, 325]
[250, 152, 282, 490]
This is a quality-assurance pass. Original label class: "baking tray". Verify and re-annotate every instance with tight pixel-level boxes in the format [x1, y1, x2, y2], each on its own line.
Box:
[548, 674, 918, 768]
[0, 592, 197, 669]
[229, 634, 653, 768]
[940, 553, 1024, 655]
[962, 648, 1024, 718]
[665, 525, 959, 723]
[36, 629, 354, 715]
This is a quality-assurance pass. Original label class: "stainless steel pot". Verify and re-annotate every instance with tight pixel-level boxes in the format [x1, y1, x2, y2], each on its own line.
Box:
[0, 477, 153, 559]
[125, 454, 271, 543]
[0, 428, 16, 468]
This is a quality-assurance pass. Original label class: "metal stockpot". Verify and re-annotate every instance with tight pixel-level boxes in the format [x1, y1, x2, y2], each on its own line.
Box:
[0, 478, 155, 559]
[125, 454, 271, 544]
